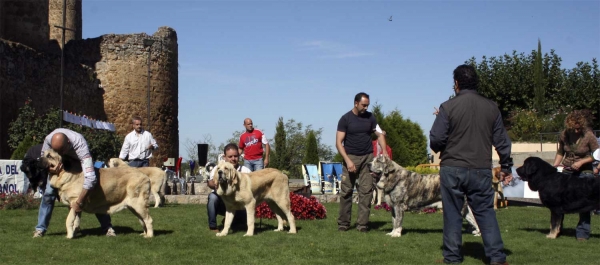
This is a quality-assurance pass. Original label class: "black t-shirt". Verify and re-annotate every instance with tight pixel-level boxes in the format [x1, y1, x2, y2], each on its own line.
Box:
[337, 110, 376, 156]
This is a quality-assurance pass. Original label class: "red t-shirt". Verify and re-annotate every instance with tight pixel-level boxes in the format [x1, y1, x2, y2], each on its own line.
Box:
[372, 140, 392, 160]
[239, 129, 268, 160]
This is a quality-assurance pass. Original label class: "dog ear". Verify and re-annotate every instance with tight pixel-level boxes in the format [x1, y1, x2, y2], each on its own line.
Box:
[230, 167, 238, 186]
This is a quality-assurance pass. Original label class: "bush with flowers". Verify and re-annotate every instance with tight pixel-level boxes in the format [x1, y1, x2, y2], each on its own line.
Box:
[0, 192, 40, 210]
[255, 192, 327, 220]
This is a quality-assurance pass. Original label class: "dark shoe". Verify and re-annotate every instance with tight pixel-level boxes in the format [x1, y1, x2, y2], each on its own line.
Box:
[209, 227, 219, 233]
[577, 238, 588, 242]
[434, 259, 462, 264]
[357, 227, 368, 232]
[490, 262, 508, 265]
[338, 226, 349, 232]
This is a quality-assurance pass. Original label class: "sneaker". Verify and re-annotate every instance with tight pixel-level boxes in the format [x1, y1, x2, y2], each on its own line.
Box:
[32, 230, 44, 238]
[106, 228, 116, 237]
[338, 226, 349, 232]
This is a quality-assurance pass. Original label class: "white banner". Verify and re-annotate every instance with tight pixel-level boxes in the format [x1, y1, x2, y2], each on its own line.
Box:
[0, 160, 30, 194]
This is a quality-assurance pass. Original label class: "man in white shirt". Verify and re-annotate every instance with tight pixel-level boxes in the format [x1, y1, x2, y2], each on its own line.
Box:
[207, 143, 251, 232]
[119, 116, 158, 167]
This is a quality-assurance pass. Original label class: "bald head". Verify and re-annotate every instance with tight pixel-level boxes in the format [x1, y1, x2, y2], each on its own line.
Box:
[243, 118, 254, 132]
[50, 133, 70, 155]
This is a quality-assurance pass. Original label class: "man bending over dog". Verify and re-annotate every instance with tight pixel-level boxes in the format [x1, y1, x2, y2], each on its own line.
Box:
[207, 143, 251, 232]
[33, 128, 115, 238]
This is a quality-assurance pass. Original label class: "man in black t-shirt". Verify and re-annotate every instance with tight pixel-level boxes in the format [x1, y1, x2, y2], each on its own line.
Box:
[336, 92, 388, 232]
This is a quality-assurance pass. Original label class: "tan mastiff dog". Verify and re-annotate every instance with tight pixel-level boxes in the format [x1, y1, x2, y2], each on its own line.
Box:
[213, 161, 296, 236]
[41, 149, 154, 239]
[108, 158, 167, 208]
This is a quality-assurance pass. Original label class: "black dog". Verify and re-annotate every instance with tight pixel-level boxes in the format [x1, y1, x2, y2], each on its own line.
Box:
[19, 144, 47, 192]
[516, 157, 600, 238]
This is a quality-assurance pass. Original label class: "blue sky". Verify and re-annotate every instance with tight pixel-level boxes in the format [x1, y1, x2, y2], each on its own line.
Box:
[82, 0, 600, 159]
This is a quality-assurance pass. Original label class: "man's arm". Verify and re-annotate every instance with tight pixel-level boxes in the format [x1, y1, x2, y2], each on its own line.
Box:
[147, 133, 158, 150]
[429, 105, 449, 153]
[118, 135, 130, 160]
[491, 112, 513, 185]
[263, 143, 270, 167]
[553, 139, 565, 167]
[207, 168, 217, 190]
[374, 131, 388, 156]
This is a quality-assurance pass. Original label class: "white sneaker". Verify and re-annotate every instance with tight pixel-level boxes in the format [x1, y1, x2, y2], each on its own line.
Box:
[106, 228, 116, 237]
[32, 230, 44, 238]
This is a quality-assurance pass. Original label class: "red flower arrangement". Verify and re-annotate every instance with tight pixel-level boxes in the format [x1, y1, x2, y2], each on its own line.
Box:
[255, 192, 327, 220]
[374, 202, 392, 211]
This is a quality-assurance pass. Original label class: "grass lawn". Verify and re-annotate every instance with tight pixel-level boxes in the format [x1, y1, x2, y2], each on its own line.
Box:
[1, 202, 599, 264]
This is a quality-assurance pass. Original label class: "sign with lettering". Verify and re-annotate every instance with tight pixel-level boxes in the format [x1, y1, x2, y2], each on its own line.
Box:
[0, 160, 30, 194]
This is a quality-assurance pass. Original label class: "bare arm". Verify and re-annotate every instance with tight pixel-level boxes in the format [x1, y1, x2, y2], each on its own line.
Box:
[263, 143, 270, 167]
[374, 131, 388, 156]
[336, 131, 356, 173]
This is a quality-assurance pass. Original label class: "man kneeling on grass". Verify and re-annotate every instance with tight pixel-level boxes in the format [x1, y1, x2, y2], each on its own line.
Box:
[206, 143, 251, 232]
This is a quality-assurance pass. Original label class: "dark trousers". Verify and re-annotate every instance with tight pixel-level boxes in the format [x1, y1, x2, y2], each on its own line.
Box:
[128, 159, 149, 167]
[440, 166, 505, 264]
[337, 153, 373, 230]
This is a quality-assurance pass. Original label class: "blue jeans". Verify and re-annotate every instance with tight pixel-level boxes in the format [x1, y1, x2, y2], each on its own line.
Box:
[575, 172, 594, 239]
[207, 192, 247, 229]
[440, 166, 505, 264]
[244, 158, 263, 172]
[35, 176, 113, 233]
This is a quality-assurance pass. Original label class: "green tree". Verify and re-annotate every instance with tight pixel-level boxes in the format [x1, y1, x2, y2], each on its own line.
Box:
[302, 130, 319, 165]
[270, 117, 288, 170]
[534, 39, 545, 115]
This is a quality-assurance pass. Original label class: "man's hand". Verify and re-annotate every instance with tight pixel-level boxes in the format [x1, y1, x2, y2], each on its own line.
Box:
[49, 162, 63, 174]
[500, 172, 513, 186]
[71, 201, 83, 213]
[345, 159, 356, 173]
[264, 157, 269, 168]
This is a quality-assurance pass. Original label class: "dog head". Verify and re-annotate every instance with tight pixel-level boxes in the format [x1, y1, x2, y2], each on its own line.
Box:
[108, 158, 127, 168]
[214, 161, 239, 189]
[516, 157, 557, 191]
[369, 154, 396, 179]
[20, 156, 47, 192]
[39, 149, 64, 173]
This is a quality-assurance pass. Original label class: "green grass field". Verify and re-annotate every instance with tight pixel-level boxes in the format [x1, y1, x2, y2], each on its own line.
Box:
[1, 203, 599, 265]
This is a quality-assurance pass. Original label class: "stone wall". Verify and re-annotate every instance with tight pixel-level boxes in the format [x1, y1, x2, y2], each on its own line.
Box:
[0, 39, 105, 158]
[48, 0, 82, 47]
[0, 0, 50, 51]
[0, 27, 179, 164]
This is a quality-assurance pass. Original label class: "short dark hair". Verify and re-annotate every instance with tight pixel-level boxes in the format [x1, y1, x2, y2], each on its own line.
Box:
[453, 65, 479, 91]
[223, 143, 238, 155]
[131, 116, 142, 123]
[354, 92, 369, 103]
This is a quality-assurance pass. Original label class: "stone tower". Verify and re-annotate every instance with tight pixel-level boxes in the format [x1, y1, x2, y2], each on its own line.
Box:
[49, 0, 82, 47]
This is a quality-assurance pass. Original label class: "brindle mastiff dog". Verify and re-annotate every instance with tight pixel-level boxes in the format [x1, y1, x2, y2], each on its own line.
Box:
[369, 155, 480, 237]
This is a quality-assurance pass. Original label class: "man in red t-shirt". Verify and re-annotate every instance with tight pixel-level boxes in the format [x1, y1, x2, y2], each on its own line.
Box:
[238, 118, 271, 171]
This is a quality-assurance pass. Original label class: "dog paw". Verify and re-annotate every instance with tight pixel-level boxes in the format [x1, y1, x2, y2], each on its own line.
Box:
[273, 228, 283, 232]
[216, 232, 227, 237]
[243, 233, 254, 237]
[288, 230, 297, 234]
[390, 232, 402, 237]
[546, 234, 557, 239]
[66, 234, 74, 239]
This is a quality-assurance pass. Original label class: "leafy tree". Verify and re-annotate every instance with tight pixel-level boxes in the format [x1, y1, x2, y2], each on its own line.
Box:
[302, 130, 319, 165]
[534, 39, 545, 115]
[382, 110, 427, 166]
[270, 117, 288, 169]
[7, 102, 123, 163]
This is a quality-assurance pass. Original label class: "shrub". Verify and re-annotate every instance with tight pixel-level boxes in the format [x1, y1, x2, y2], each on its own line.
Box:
[0, 192, 40, 210]
[255, 192, 327, 220]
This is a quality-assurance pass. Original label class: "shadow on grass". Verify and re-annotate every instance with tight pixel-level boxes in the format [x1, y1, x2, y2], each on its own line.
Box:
[47, 226, 174, 237]
[437, 242, 513, 263]
[215, 221, 301, 235]
[519, 227, 600, 239]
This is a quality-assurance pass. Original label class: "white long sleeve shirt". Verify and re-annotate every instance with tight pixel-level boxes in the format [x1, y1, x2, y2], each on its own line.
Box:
[119, 130, 158, 160]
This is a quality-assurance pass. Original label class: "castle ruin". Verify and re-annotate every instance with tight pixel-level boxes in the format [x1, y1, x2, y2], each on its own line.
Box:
[0, 0, 179, 165]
